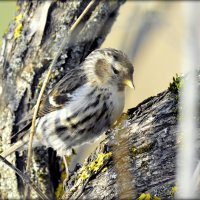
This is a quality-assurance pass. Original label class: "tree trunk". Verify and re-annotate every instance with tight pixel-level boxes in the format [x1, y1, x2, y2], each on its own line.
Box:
[0, 0, 125, 199]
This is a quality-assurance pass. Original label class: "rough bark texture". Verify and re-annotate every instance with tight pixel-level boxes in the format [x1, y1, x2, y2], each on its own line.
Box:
[0, 0, 125, 199]
[62, 89, 178, 200]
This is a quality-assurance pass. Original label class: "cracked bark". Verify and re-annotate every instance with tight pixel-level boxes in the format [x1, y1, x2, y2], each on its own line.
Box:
[0, 0, 125, 199]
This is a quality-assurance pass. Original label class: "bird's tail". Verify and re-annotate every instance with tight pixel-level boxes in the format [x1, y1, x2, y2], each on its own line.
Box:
[1, 137, 29, 158]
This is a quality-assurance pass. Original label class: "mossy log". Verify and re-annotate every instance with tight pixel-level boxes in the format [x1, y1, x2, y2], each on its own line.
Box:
[0, 0, 125, 199]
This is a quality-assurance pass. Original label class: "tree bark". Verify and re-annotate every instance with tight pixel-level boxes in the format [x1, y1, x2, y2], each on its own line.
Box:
[0, 0, 125, 199]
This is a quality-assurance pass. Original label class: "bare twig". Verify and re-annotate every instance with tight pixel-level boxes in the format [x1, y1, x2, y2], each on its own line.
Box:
[24, 0, 96, 198]
[0, 155, 49, 200]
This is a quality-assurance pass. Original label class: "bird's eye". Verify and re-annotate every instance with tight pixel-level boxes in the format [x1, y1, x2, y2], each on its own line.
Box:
[111, 65, 119, 75]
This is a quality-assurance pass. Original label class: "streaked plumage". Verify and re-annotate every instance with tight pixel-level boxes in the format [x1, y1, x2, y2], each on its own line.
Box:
[1, 48, 134, 158]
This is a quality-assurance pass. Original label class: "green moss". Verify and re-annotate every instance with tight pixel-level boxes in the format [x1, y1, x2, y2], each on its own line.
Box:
[168, 74, 183, 95]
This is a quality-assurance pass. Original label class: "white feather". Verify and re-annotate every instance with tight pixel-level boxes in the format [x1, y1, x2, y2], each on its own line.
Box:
[109, 85, 125, 124]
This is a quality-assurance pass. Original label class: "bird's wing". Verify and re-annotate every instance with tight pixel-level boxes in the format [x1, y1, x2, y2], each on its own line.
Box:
[16, 67, 86, 137]
[38, 67, 87, 117]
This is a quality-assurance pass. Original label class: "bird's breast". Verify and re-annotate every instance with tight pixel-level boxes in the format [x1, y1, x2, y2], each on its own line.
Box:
[110, 88, 125, 124]
[34, 84, 125, 156]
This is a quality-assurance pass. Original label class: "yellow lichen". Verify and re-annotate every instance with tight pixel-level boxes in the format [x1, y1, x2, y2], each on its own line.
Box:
[132, 146, 137, 154]
[55, 180, 64, 199]
[66, 155, 71, 163]
[14, 23, 23, 38]
[77, 152, 112, 181]
[89, 152, 112, 172]
[14, 13, 23, 38]
[15, 5, 20, 12]
[102, 167, 108, 172]
[55, 152, 112, 198]
[15, 13, 23, 23]
[153, 195, 161, 200]
[137, 193, 151, 200]
[77, 166, 90, 181]
[171, 186, 177, 197]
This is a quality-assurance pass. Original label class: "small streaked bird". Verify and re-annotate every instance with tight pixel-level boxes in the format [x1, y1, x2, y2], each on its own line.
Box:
[1, 48, 134, 176]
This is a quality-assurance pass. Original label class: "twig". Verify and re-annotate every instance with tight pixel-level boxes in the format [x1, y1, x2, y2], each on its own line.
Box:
[24, 0, 96, 198]
[0, 155, 49, 200]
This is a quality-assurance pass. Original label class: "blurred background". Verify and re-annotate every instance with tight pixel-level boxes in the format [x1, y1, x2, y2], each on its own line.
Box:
[102, 1, 182, 110]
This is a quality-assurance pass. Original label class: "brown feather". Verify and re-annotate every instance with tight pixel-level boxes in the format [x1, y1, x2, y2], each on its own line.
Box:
[16, 68, 87, 139]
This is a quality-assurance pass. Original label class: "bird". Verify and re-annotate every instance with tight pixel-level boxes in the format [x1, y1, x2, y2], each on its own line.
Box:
[1, 48, 134, 178]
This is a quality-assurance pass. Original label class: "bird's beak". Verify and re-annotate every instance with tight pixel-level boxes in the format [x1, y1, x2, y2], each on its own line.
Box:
[123, 79, 135, 89]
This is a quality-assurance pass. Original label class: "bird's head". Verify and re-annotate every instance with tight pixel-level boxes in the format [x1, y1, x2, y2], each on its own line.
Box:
[83, 48, 134, 91]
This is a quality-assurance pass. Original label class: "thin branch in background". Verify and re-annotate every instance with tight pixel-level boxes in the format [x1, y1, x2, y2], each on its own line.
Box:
[24, 0, 96, 198]
[0, 155, 49, 200]
[176, 2, 199, 198]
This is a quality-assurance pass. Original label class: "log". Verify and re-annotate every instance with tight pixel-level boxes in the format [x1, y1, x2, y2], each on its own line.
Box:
[0, 0, 125, 199]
